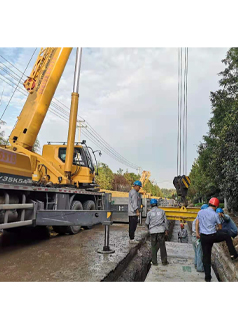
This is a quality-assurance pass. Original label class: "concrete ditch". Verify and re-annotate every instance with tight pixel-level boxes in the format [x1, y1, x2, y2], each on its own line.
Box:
[102, 220, 175, 282]
[187, 219, 238, 281]
[212, 243, 238, 281]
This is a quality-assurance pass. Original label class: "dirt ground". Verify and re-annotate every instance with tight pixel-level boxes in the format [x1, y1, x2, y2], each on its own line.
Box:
[0, 224, 148, 282]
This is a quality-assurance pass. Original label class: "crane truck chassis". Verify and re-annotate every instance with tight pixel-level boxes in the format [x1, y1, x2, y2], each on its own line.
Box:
[0, 180, 112, 233]
[0, 48, 114, 233]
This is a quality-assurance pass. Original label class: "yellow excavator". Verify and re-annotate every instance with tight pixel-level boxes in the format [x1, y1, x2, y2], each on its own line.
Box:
[0, 47, 111, 234]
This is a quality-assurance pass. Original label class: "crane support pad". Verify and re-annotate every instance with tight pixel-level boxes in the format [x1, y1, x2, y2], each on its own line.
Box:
[160, 206, 200, 222]
[36, 210, 112, 226]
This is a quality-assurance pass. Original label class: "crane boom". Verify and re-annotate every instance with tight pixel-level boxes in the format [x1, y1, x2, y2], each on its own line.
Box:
[9, 47, 72, 150]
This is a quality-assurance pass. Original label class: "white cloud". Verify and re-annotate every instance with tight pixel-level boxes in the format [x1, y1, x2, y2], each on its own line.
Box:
[0, 47, 229, 188]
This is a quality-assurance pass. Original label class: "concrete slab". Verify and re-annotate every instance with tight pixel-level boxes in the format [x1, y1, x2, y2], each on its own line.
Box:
[145, 241, 218, 282]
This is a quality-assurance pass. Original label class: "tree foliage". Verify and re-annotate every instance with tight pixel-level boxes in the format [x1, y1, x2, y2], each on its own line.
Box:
[161, 188, 176, 199]
[144, 180, 163, 197]
[95, 163, 114, 190]
[188, 48, 238, 210]
[95, 163, 163, 196]
[1, 122, 40, 152]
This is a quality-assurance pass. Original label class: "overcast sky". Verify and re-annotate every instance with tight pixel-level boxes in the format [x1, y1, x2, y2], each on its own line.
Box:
[0, 47, 228, 188]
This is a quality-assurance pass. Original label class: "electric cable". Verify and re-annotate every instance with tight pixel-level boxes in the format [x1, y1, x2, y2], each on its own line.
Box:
[0, 58, 141, 169]
[0, 48, 37, 120]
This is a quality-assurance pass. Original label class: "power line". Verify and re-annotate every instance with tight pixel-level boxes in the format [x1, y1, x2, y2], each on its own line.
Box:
[0, 53, 140, 167]
[84, 121, 139, 168]
[0, 55, 29, 76]
[83, 127, 138, 169]
[0, 89, 4, 108]
[0, 48, 37, 120]
[0, 56, 141, 170]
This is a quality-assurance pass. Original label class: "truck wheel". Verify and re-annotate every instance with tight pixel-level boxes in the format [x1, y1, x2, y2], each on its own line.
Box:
[53, 200, 83, 235]
[67, 200, 83, 235]
[82, 200, 96, 229]
[83, 200, 96, 210]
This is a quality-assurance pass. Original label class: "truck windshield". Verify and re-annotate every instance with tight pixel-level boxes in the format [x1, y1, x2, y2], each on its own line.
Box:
[59, 148, 86, 166]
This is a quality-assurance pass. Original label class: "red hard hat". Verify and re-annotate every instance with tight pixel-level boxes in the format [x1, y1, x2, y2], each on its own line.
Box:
[180, 223, 184, 228]
[209, 197, 220, 208]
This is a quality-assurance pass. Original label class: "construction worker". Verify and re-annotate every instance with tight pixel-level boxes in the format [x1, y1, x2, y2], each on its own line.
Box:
[216, 208, 238, 238]
[191, 204, 208, 272]
[178, 223, 188, 243]
[128, 180, 142, 243]
[145, 199, 169, 266]
[196, 197, 238, 282]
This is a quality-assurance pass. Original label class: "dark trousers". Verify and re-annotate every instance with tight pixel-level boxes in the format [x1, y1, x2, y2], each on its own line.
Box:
[129, 216, 138, 239]
[200, 230, 237, 281]
[151, 233, 167, 265]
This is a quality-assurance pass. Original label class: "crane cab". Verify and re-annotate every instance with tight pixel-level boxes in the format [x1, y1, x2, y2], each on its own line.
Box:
[40, 143, 96, 187]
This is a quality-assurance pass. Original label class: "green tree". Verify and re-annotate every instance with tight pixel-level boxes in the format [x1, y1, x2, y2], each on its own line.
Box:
[117, 168, 123, 175]
[144, 180, 163, 197]
[161, 188, 176, 199]
[188, 159, 218, 203]
[188, 48, 238, 210]
[123, 171, 140, 186]
[95, 163, 114, 190]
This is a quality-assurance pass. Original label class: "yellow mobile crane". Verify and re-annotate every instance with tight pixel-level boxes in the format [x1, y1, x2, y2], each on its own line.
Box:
[0, 47, 111, 234]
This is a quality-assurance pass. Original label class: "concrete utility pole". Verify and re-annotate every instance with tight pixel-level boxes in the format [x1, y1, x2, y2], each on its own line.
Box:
[137, 167, 141, 175]
[77, 119, 87, 142]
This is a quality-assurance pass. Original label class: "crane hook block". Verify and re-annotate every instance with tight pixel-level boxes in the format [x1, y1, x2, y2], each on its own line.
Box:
[173, 175, 191, 199]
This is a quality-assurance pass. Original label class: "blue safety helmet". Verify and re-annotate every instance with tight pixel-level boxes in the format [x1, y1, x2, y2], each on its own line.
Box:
[150, 198, 158, 206]
[216, 208, 224, 214]
[201, 204, 209, 210]
[133, 180, 142, 187]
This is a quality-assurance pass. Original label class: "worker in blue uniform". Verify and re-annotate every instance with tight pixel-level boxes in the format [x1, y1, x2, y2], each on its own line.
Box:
[178, 223, 188, 243]
[145, 198, 169, 266]
[216, 208, 237, 238]
[128, 180, 142, 243]
[196, 197, 238, 282]
[192, 204, 208, 272]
